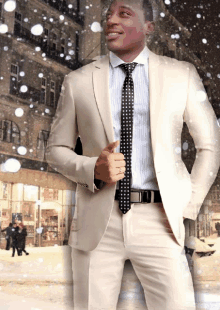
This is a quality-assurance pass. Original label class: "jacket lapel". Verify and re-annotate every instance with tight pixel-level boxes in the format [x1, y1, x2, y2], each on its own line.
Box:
[93, 55, 115, 145]
[148, 50, 164, 172]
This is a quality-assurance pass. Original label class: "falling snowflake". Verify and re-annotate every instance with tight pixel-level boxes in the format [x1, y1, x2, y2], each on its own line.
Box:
[31, 24, 43, 36]
[91, 22, 103, 32]
[175, 147, 181, 154]
[196, 90, 207, 102]
[3, 158, 21, 173]
[0, 24, 8, 34]
[17, 146, 27, 155]
[15, 108, 24, 117]
[20, 85, 28, 93]
[182, 142, 189, 150]
[4, 0, 16, 12]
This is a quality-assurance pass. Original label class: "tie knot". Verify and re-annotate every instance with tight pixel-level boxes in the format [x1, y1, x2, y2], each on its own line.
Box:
[119, 62, 137, 75]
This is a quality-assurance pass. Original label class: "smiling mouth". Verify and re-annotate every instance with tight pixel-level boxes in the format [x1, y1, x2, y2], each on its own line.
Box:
[106, 32, 123, 38]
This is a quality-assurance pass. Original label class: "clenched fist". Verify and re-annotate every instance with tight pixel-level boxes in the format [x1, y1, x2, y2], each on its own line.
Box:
[94, 140, 126, 184]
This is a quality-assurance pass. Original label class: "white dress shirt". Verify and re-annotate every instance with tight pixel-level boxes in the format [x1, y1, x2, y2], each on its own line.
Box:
[109, 47, 159, 190]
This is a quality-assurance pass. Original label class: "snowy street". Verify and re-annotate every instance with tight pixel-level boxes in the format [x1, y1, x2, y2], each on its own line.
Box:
[1, 244, 220, 309]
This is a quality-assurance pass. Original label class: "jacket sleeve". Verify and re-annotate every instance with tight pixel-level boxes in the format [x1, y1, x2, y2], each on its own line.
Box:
[45, 74, 98, 193]
[183, 64, 220, 220]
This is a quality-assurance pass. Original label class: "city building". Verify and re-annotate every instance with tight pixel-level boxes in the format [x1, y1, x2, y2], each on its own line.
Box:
[0, 0, 103, 248]
[0, 0, 219, 248]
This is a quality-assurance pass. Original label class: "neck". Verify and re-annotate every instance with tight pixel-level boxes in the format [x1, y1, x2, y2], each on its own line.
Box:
[113, 45, 145, 62]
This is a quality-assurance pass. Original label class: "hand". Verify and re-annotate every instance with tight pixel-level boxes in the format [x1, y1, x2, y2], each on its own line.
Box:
[94, 140, 125, 185]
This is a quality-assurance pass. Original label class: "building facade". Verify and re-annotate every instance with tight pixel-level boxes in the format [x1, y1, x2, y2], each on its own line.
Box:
[0, 0, 219, 247]
[0, 0, 103, 248]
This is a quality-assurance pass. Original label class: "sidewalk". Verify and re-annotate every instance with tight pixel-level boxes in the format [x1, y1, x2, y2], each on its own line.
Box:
[1, 245, 220, 309]
[0, 245, 73, 283]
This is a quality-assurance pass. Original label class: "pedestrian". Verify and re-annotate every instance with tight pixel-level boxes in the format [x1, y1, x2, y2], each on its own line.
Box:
[1, 223, 13, 250]
[215, 222, 220, 236]
[46, 0, 220, 309]
[11, 225, 20, 257]
[17, 223, 29, 256]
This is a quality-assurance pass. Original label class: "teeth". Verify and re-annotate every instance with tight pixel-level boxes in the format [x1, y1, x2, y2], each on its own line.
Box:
[108, 33, 120, 36]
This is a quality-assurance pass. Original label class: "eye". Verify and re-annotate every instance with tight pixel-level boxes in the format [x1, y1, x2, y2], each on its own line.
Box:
[120, 10, 132, 17]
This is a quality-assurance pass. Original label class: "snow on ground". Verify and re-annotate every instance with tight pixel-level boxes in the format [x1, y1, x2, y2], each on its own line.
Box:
[0, 245, 73, 283]
[1, 245, 220, 309]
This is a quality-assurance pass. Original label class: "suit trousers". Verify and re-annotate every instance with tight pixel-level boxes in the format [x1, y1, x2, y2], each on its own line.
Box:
[71, 200, 196, 310]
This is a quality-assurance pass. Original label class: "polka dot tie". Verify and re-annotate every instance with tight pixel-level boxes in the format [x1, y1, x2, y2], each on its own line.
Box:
[118, 62, 137, 214]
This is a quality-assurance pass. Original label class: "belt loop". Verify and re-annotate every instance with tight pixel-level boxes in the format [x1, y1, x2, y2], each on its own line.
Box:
[151, 190, 154, 203]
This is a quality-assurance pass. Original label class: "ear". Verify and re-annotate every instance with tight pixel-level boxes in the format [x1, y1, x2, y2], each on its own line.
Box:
[144, 21, 155, 35]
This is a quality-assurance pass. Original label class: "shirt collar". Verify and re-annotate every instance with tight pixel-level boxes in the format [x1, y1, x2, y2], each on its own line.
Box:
[109, 46, 149, 68]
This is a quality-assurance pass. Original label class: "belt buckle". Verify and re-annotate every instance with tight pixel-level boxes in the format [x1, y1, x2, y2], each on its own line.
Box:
[151, 191, 154, 203]
[130, 191, 141, 203]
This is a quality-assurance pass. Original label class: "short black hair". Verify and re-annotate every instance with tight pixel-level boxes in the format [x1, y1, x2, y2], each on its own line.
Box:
[104, 0, 154, 22]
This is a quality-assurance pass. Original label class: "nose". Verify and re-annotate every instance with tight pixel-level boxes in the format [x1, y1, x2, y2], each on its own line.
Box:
[106, 12, 119, 25]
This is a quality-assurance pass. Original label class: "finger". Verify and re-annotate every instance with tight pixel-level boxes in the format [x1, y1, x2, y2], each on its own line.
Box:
[117, 167, 126, 174]
[107, 173, 125, 183]
[103, 140, 120, 153]
[113, 153, 124, 161]
[115, 160, 126, 167]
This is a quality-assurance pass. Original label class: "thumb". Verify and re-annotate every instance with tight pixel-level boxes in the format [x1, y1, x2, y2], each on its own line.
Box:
[103, 140, 120, 153]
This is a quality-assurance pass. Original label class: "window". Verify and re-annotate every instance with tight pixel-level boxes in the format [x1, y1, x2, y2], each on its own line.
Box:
[14, 11, 22, 36]
[0, 120, 20, 144]
[61, 38, 65, 54]
[37, 130, 50, 160]
[44, 28, 49, 37]
[15, 11, 22, 21]
[51, 33, 57, 50]
[11, 64, 18, 75]
[40, 77, 47, 104]
[49, 81, 55, 107]
[10, 64, 19, 95]
[0, 3, 2, 18]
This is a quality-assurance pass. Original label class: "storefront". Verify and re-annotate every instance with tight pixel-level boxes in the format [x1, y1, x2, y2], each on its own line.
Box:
[0, 181, 75, 249]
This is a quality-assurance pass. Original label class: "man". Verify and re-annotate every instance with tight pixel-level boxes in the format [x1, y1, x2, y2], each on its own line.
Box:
[46, 0, 220, 309]
[1, 223, 13, 250]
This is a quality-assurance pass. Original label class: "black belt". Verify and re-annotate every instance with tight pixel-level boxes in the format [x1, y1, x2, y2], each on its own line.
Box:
[115, 189, 162, 204]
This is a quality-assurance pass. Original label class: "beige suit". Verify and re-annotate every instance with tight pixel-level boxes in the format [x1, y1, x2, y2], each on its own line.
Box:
[46, 49, 220, 253]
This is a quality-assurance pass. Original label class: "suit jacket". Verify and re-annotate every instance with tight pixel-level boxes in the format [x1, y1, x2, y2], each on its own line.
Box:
[46, 49, 220, 251]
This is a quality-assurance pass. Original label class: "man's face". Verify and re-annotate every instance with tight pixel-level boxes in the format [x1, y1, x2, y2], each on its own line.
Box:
[104, 0, 148, 56]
